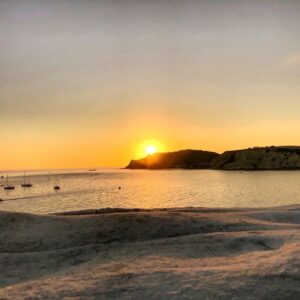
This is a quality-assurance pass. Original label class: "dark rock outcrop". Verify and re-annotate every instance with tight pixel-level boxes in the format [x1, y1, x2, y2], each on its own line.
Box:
[125, 149, 219, 169]
[211, 146, 300, 170]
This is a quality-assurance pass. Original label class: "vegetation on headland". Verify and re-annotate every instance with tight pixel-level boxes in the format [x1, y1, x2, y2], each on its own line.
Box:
[125, 149, 219, 169]
[126, 146, 300, 170]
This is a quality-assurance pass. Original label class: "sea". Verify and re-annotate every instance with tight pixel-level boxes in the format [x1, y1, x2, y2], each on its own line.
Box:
[1, 169, 300, 214]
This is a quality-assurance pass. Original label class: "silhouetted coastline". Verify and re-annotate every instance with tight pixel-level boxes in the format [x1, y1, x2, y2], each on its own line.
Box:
[126, 146, 300, 170]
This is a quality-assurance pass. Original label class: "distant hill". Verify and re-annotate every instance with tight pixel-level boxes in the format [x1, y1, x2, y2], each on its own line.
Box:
[125, 146, 300, 170]
[212, 146, 300, 170]
[125, 149, 219, 169]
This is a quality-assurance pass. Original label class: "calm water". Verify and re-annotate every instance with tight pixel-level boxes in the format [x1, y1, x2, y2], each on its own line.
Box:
[1, 169, 300, 214]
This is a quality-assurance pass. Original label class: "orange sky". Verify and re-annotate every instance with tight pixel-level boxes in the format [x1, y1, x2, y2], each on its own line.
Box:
[1, 0, 300, 170]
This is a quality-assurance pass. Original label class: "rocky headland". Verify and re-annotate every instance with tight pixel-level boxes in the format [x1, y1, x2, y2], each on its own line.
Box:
[125, 149, 219, 169]
[126, 146, 300, 170]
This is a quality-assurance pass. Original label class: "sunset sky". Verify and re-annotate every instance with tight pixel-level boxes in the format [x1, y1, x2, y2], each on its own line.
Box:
[1, 0, 300, 169]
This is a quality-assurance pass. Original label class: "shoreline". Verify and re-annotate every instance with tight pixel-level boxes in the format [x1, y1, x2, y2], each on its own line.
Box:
[1, 205, 300, 299]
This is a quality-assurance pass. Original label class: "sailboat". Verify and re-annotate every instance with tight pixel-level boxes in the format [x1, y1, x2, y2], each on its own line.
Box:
[54, 176, 60, 190]
[4, 175, 15, 190]
[21, 171, 33, 188]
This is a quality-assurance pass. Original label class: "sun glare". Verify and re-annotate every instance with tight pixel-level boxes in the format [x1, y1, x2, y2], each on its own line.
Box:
[136, 140, 166, 159]
[145, 145, 157, 155]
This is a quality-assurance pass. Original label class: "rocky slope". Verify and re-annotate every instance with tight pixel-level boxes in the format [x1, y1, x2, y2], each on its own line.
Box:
[125, 149, 219, 169]
[2, 206, 300, 299]
[212, 146, 300, 170]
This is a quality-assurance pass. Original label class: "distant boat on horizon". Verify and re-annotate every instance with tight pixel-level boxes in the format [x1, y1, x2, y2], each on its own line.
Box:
[21, 171, 33, 188]
[4, 175, 15, 190]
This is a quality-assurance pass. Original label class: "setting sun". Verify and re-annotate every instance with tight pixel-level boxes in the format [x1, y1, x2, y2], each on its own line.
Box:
[145, 145, 157, 155]
[135, 140, 166, 159]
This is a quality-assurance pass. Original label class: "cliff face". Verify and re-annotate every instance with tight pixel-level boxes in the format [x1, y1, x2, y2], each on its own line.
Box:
[125, 149, 219, 169]
[212, 146, 300, 170]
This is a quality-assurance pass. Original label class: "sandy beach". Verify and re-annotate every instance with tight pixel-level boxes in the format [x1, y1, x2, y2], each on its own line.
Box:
[1, 205, 300, 299]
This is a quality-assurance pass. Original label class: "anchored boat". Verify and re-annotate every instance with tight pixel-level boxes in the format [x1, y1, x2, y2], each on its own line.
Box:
[4, 175, 15, 190]
[21, 171, 33, 188]
[54, 176, 60, 190]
